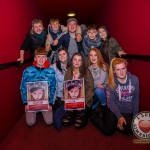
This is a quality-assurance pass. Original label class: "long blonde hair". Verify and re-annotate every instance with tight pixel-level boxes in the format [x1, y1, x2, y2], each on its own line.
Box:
[108, 58, 128, 90]
[87, 48, 108, 72]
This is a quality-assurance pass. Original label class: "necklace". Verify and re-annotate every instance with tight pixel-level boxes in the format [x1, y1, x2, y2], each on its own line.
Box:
[92, 67, 99, 76]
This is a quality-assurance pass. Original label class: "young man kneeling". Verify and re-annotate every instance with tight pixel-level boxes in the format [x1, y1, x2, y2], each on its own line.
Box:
[20, 47, 56, 126]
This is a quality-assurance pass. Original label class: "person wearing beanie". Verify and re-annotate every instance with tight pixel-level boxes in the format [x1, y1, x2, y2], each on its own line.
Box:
[45, 18, 82, 64]
[20, 47, 56, 126]
[51, 18, 83, 59]
[17, 19, 48, 63]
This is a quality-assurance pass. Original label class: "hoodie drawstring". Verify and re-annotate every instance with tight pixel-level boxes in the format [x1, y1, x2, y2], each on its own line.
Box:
[129, 79, 131, 93]
[118, 84, 121, 101]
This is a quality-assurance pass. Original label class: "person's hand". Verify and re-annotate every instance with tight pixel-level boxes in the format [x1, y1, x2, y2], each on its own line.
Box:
[52, 39, 58, 46]
[75, 34, 82, 42]
[117, 117, 127, 130]
[118, 51, 126, 57]
[25, 105, 29, 112]
[48, 105, 52, 111]
[17, 57, 24, 63]
[97, 84, 104, 88]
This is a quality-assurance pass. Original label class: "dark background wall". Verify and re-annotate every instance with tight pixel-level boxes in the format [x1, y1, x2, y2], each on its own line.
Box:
[96, 0, 150, 111]
[0, 0, 150, 144]
[0, 0, 46, 143]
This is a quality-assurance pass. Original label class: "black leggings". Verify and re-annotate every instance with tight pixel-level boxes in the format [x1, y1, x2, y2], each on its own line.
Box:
[62, 106, 91, 129]
[90, 106, 133, 136]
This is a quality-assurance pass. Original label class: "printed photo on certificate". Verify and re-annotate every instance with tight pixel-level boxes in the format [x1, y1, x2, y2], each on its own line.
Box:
[64, 79, 85, 110]
[27, 81, 49, 112]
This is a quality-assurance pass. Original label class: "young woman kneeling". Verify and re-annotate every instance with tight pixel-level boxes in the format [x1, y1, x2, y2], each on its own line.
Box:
[90, 58, 139, 135]
[63, 52, 94, 129]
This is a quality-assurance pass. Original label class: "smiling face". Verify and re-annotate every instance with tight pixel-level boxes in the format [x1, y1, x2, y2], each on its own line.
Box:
[72, 55, 82, 69]
[32, 23, 43, 34]
[67, 21, 77, 33]
[31, 89, 44, 100]
[89, 50, 98, 65]
[87, 29, 98, 40]
[34, 55, 47, 67]
[50, 21, 60, 32]
[98, 28, 107, 40]
[68, 86, 80, 99]
[114, 63, 127, 80]
[58, 50, 68, 63]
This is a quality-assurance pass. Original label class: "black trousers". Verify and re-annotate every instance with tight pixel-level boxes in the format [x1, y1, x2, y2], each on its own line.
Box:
[90, 106, 133, 136]
[53, 97, 64, 110]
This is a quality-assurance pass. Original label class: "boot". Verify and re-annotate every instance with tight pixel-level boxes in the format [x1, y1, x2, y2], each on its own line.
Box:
[98, 105, 106, 117]
[95, 104, 101, 113]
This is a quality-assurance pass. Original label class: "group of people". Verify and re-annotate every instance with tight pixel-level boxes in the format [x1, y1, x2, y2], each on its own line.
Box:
[19, 17, 139, 136]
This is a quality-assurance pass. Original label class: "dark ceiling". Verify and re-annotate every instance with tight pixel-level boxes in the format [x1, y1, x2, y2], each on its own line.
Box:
[36, 0, 103, 25]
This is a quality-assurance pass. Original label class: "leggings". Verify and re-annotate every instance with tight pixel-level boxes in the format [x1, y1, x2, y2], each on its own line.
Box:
[90, 106, 133, 135]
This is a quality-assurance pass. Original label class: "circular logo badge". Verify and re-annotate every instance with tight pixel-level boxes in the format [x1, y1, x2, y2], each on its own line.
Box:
[132, 111, 150, 139]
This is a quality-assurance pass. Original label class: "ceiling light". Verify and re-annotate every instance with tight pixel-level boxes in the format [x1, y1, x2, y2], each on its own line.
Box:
[67, 13, 76, 17]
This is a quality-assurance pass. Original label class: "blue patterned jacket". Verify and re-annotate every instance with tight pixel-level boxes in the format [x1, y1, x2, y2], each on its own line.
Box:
[20, 60, 56, 105]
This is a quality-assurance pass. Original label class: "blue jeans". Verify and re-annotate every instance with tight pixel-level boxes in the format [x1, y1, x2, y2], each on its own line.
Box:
[92, 88, 106, 110]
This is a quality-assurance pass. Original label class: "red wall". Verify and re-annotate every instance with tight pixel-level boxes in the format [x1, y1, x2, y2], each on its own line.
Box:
[0, 0, 47, 143]
[96, 0, 150, 111]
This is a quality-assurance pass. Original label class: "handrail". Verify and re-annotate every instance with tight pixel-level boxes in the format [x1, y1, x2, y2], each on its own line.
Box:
[0, 58, 33, 70]
[119, 54, 150, 62]
[0, 54, 150, 70]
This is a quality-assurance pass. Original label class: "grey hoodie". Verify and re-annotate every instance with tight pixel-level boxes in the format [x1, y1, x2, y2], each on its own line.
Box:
[107, 71, 139, 119]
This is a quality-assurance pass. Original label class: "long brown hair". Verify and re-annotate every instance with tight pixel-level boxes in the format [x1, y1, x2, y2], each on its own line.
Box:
[87, 48, 108, 72]
[70, 52, 87, 78]
[108, 58, 128, 90]
[98, 26, 111, 56]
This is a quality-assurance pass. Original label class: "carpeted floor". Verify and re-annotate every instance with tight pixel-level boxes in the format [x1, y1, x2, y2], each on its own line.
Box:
[0, 113, 149, 150]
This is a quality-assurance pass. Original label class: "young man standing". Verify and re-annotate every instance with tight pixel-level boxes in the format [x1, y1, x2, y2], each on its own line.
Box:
[45, 18, 67, 63]
[17, 19, 47, 63]
[51, 18, 82, 59]
[82, 24, 103, 61]
[20, 47, 56, 126]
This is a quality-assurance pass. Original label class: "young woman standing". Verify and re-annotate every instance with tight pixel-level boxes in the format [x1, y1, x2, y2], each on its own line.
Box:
[98, 26, 126, 63]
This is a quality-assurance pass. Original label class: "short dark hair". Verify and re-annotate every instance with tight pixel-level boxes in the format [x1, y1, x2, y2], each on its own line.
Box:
[66, 80, 82, 91]
[29, 82, 45, 93]
[87, 24, 97, 30]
